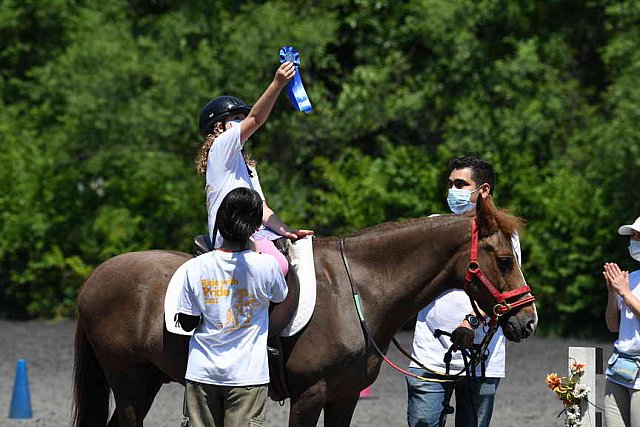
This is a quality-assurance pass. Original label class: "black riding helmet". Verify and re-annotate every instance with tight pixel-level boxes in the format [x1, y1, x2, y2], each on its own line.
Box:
[198, 96, 252, 138]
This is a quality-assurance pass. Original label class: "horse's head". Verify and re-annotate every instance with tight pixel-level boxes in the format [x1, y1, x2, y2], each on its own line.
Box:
[453, 195, 538, 342]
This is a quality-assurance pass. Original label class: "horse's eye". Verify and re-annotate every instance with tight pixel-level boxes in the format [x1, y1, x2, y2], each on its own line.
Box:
[497, 257, 513, 272]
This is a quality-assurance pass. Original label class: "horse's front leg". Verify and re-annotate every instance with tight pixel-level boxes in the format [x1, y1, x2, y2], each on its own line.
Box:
[323, 393, 360, 427]
[288, 382, 326, 427]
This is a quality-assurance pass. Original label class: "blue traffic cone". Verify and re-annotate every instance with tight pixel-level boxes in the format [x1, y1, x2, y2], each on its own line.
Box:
[9, 359, 32, 419]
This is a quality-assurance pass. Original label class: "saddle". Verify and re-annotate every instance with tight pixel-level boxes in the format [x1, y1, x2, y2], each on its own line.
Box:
[193, 235, 299, 401]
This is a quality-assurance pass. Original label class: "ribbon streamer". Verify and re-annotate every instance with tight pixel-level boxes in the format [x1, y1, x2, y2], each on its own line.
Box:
[279, 46, 313, 114]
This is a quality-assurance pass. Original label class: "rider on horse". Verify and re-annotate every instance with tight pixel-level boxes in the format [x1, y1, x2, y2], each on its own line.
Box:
[196, 62, 313, 276]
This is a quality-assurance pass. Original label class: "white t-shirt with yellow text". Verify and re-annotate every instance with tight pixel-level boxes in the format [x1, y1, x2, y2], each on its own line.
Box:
[177, 249, 287, 386]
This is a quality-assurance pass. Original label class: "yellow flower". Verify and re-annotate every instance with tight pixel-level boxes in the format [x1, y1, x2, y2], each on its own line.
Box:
[546, 373, 563, 391]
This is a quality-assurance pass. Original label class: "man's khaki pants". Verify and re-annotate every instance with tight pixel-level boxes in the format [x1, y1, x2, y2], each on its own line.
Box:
[185, 380, 267, 427]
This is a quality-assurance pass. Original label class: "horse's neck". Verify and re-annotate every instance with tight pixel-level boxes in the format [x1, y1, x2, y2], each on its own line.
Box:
[346, 215, 470, 341]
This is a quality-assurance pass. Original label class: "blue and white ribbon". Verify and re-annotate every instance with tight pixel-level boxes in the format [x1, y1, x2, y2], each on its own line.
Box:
[279, 46, 313, 114]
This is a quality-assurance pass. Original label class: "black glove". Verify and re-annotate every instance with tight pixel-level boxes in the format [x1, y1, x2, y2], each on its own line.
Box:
[176, 313, 201, 332]
[451, 325, 475, 350]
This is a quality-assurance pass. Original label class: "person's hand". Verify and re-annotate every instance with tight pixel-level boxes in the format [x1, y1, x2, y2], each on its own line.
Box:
[451, 325, 475, 350]
[281, 229, 314, 241]
[603, 263, 615, 294]
[293, 229, 314, 239]
[603, 265, 613, 291]
[274, 62, 296, 88]
[604, 262, 630, 297]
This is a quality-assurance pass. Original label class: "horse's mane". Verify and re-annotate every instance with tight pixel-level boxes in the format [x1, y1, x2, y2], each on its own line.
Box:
[482, 195, 525, 236]
[345, 196, 524, 238]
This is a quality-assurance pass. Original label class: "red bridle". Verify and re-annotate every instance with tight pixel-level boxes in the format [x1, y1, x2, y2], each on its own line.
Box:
[464, 218, 535, 324]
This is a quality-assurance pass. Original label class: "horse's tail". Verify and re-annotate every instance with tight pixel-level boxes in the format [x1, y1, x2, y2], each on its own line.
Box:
[72, 319, 110, 427]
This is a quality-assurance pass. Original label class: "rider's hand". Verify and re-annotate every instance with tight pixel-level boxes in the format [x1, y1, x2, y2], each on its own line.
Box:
[451, 325, 475, 350]
[274, 62, 296, 88]
[282, 229, 314, 240]
[293, 229, 314, 239]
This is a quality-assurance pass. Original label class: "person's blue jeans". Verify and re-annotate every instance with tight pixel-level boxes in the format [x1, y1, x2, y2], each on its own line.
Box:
[454, 376, 500, 427]
[406, 367, 455, 427]
[406, 367, 500, 427]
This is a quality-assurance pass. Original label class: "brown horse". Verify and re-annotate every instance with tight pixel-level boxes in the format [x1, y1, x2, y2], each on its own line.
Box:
[72, 196, 537, 426]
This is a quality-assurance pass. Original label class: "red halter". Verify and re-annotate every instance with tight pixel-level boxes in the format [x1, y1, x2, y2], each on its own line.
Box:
[464, 218, 535, 322]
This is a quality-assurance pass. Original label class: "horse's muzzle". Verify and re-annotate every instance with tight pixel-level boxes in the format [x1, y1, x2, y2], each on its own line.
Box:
[501, 303, 538, 342]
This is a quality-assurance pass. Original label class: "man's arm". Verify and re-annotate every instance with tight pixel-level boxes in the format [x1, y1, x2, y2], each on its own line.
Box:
[451, 312, 483, 349]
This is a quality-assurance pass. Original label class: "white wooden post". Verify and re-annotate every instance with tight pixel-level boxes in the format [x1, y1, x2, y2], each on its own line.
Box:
[568, 347, 603, 427]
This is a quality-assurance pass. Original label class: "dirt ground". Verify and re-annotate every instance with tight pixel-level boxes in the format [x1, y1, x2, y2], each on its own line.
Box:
[0, 320, 612, 426]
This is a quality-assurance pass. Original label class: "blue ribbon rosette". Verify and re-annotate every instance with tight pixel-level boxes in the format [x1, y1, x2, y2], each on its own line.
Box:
[279, 46, 313, 114]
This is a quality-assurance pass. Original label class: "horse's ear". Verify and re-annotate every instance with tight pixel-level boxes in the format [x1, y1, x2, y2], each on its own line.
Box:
[475, 194, 498, 237]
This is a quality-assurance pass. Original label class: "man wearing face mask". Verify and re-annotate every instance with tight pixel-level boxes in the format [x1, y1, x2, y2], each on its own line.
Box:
[406, 157, 521, 427]
[603, 216, 640, 427]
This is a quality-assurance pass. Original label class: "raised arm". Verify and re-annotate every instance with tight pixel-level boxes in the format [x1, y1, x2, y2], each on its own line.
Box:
[240, 62, 295, 144]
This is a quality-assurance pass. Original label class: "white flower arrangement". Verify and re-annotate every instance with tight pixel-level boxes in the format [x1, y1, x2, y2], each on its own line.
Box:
[545, 361, 591, 427]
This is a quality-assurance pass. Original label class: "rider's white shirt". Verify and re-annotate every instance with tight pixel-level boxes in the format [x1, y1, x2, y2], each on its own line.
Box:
[409, 232, 521, 378]
[205, 124, 266, 247]
[177, 250, 287, 386]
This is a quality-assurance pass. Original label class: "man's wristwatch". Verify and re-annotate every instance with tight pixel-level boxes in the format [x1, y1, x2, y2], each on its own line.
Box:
[464, 314, 480, 329]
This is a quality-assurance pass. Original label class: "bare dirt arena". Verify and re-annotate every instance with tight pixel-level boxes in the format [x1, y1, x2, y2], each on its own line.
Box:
[0, 320, 611, 426]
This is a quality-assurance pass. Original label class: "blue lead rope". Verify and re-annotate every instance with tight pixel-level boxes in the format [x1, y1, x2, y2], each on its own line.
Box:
[279, 46, 313, 114]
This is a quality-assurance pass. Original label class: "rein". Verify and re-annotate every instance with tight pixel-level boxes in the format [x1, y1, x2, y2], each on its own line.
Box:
[340, 216, 536, 383]
[339, 239, 454, 383]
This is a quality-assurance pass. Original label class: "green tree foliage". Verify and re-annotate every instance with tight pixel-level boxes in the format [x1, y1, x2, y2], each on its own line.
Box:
[0, 0, 637, 336]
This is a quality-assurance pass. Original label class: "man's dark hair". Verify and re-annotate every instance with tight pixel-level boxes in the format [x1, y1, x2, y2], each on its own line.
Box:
[448, 156, 495, 194]
[215, 188, 263, 244]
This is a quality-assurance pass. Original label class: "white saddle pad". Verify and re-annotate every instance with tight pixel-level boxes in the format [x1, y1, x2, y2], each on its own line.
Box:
[163, 236, 316, 337]
[280, 236, 316, 337]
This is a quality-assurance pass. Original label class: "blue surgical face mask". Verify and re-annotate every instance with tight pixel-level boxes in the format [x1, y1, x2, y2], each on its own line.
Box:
[629, 240, 640, 262]
[447, 188, 480, 214]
